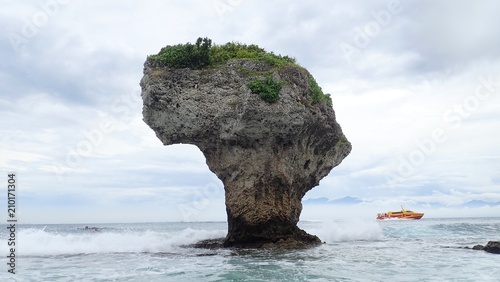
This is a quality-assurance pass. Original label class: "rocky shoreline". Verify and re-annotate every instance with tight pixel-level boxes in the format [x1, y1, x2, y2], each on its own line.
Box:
[470, 241, 500, 254]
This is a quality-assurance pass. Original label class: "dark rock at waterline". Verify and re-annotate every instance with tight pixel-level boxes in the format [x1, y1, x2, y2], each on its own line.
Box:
[470, 241, 500, 254]
[190, 235, 323, 250]
[190, 238, 225, 249]
[472, 244, 484, 250]
[483, 241, 500, 254]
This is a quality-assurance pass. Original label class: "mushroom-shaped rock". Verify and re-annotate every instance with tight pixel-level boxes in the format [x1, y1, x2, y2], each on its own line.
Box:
[140, 40, 351, 248]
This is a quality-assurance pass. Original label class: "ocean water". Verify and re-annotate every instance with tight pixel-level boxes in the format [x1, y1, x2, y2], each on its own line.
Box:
[1, 218, 499, 281]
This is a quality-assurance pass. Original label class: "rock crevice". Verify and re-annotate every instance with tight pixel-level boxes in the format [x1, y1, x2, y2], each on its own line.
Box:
[141, 59, 351, 248]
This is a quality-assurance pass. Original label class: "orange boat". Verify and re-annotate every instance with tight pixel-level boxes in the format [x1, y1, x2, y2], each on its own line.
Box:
[377, 206, 424, 220]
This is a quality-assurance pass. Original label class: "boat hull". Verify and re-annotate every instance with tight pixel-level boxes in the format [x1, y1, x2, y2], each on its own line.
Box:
[377, 207, 424, 220]
[376, 214, 424, 220]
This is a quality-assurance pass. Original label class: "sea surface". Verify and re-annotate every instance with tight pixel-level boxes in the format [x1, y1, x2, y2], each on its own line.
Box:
[1, 217, 499, 281]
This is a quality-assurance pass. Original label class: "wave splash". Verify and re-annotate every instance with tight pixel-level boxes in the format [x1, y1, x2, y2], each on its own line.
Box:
[15, 227, 226, 256]
[303, 220, 383, 243]
[8, 220, 387, 256]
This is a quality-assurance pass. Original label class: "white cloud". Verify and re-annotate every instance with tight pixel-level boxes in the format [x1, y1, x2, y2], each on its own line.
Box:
[1, 0, 499, 223]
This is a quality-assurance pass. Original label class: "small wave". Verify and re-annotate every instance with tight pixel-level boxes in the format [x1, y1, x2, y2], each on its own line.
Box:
[14, 227, 226, 256]
[304, 220, 383, 243]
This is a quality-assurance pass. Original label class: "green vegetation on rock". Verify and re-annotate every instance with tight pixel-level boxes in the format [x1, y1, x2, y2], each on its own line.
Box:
[210, 42, 296, 68]
[247, 76, 282, 103]
[336, 135, 349, 147]
[149, 37, 333, 106]
[148, 37, 212, 69]
[148, 37, 296, 69]
[308, 75, 332, 107]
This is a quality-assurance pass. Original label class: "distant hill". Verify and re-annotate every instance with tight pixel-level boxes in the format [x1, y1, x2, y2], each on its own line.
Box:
[460, 200, 500, 208]
[303, 196, 362, 205]
[303, 197, 500, 209]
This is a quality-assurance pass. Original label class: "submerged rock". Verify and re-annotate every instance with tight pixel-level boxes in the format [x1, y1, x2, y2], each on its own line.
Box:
[470, 241, 500, 254]
[483, 241, 500, 254]
[472, 244, 484, 250]
[141, 46, 351, 248]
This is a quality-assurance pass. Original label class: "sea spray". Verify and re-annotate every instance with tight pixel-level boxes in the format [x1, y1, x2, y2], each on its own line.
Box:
[301, 220, 383, 243]
[14, 227, 226, 256]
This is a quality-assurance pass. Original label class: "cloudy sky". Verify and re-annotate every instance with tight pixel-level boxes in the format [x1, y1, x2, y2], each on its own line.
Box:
[1, 0, 500, 224]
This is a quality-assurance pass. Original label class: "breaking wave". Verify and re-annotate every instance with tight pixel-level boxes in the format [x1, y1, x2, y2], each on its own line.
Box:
[8, 227, 226, 256]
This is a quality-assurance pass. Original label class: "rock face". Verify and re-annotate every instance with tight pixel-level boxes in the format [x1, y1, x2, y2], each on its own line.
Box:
[141, 59, 351, 248]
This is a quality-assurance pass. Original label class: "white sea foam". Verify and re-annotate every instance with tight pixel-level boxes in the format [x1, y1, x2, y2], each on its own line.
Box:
[303, 219, 383, 243]
[15, 227, 226, 256]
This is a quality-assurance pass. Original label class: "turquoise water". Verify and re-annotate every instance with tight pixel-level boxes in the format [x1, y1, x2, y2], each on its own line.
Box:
[1, 218, 499, 281]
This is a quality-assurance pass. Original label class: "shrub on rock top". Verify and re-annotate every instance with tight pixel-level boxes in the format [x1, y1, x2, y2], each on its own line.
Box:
[148, 37, 332, 106]
[247, 76, 282, 103]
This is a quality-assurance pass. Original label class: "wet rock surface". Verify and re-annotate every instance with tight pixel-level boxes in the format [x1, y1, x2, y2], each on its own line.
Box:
[472, 241, 500, 254]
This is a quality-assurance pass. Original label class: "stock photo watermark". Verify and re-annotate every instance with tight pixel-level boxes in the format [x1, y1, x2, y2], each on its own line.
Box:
[340, 0, 403, 62]
[7, 0, 72, 54]
[386, 75, 500, 185]
[178, 175, 223, 221]
[50, 86, 142, 182]
[6, 172, 18, 275]
[213, 0, 244, 20]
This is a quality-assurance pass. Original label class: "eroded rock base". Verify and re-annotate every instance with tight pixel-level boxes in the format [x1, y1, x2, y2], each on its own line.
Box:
[192, 232, 322, 250]
[190, 221, 322, 249]
[224, 219, 321, 248]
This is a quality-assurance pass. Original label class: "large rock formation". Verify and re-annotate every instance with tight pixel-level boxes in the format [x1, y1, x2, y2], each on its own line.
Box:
[141, 58, 351, 248]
